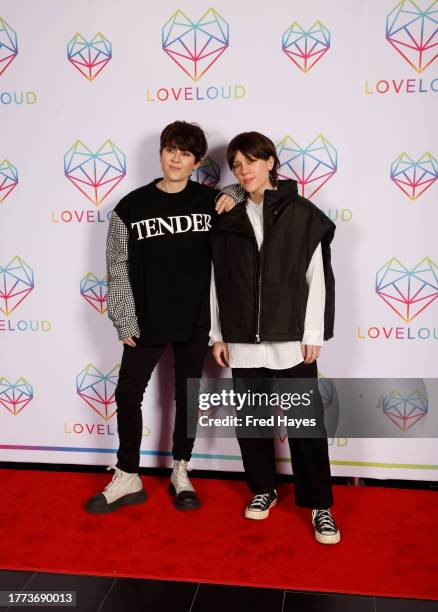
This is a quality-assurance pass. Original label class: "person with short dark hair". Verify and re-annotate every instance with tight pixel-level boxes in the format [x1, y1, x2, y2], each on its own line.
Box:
[210, 131, 340, 544]
[85, 121, 236, 514]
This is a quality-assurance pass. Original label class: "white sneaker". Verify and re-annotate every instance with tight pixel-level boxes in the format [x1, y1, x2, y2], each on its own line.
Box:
[85, 466, 147, 514]
[168, 460, 200, 510]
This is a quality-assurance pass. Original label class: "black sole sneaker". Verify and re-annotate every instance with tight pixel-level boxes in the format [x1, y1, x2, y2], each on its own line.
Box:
[168, 482, 201, 511]
[85, 489, 147, 514]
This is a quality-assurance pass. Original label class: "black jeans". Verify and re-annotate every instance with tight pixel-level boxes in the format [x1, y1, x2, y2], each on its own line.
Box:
[115, 326, 209, 473]
[232, 360, 333, 509]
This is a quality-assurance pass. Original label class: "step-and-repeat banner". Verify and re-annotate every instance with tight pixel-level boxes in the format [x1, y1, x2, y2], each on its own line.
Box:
[1, 0, 437, 479]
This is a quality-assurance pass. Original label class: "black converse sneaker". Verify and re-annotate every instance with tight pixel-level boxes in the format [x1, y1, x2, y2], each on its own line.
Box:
[245, 489, 278, 520]
[311, 508, 341, 544]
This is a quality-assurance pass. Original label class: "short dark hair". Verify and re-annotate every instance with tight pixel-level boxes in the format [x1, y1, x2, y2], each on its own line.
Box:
[226, 131, 280, 184]
[160, 121, 207, 162]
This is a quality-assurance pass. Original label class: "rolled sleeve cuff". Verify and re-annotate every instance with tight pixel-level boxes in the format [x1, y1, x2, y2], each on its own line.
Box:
[116, 320, 141, 341]
[209, 331, 223, 346]
[302, 329, 324, 346]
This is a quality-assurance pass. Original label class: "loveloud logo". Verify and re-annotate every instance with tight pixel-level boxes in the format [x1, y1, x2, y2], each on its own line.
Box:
[381, 388, 428, 431]
[276, 134, 349, 221]
[0, 256, 34, 315]
[67, 32, 112, 80]
[148, 8, 245, 103]
[278, 374, 346, 446]
[69, 363, 151, 437]
[282, 20, 330, 73]
[0, 377, 33, 416]
[376, 257, 438, 322]
[0, 159, 18, 203]
[365, 0, 438, 94]
[80, 273, 107, 314]
[357, 257, 438, 340]
[318, 374, 343, 444]
[64, 140, 126, 205]
[192, 156, 220, 187]
[386, 0, 438, 73]
[162, 8, 228, 81]
[0, 16, 18, 75]
[53, 140, 126, 224]
[76, 364, 119, 421]
[0, 257, 51, 332]
[276, 134, 337, 199]
[390, 152, 437, 199]
[0, 17, 37, 105]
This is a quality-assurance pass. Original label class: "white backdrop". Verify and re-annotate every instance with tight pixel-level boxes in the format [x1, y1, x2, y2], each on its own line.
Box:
[1, 0, 437, 480]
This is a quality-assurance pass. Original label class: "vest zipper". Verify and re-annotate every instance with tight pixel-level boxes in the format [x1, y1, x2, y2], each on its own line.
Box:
[255, 244, 263, 343]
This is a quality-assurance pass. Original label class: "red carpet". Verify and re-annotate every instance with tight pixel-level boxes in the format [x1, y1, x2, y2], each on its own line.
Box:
[1, 469, 437, 600]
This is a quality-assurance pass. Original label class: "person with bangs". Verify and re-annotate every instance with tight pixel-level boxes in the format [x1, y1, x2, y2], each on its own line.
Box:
[210, 131, 341, 544]
[85, 121, 236, 515]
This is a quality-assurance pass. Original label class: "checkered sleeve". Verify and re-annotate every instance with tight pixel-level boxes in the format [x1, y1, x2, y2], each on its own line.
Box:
[106, 211, 140, 340]
[216, 183, 246, 204]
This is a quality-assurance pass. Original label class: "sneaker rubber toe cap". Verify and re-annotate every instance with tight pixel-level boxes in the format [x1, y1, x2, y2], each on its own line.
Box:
[168, 483, 201, 510]
[85, 493, 110, 514]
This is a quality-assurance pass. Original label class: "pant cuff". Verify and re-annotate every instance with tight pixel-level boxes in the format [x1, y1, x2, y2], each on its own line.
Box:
[116, 462, 139, 474]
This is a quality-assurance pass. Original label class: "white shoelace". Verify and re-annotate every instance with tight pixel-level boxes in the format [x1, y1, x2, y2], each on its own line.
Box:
[248, 492, 273, 510]
[313, 509, 338, 533]
[173, 461, 194, 490]
[103, 465, 121, 493]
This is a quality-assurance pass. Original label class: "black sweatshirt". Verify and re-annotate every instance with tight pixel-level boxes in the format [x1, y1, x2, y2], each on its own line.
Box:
[111, 179, 220, 345]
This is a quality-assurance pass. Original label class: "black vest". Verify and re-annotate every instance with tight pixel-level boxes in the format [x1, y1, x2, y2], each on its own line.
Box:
[211, 180, 335, 343]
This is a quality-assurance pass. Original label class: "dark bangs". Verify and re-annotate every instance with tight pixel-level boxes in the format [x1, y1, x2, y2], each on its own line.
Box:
[159, 121, 207, 162]
[226, 131, 280, 182]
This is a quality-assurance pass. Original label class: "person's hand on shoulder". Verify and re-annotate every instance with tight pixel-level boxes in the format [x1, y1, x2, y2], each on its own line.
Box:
[215, 183, 246, 214]
[215, 193, 235, 214]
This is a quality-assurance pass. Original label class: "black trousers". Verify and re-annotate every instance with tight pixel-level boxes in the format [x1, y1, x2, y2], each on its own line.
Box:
[232, 360, 333, 509]
[115, 326, 209, 473]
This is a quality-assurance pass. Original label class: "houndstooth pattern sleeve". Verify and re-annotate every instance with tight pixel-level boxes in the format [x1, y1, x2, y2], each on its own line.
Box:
[217, 183, 247, 204]
[106, 211, 140, 340]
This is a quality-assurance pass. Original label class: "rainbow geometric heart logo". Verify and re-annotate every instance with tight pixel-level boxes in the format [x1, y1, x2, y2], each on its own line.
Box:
[276, 134, 338, 198]
[76, 364, 119, 421]
[0, 159, 18, 203]
[282, 20, 330, 72]
[192, 156, 220, 187]
[67, 32, 112, 80]
[0, 16, 18, 76]
[376, 257, 438, 322]
[386, 0, 438, 73]
[278, 372, 336, 444]
[0, 256, 34, 316]
[318, 373, 336, 412]
[64, 140, 126, 205]
[80, 273, 107, 313]
[0, 377, 33, 416]
[390, 152, 438, 200]
[382, 388, 428, 431]
[162, 8, 229, 81]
